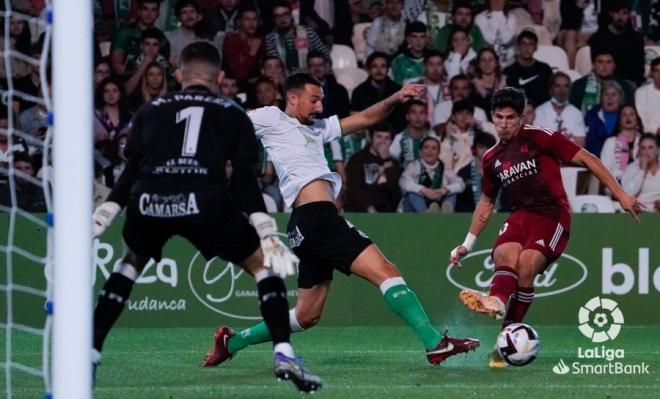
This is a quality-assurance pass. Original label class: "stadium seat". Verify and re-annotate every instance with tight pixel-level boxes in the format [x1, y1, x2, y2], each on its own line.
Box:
[560, 166, 586, 200]
[644, 46, 660, 76]
[262, 193, 278, 213]
[331, 44, 358, 69]
[571, 195, 616, 213]
[98, 41, 111, 57]
[560, 68, 582, 82]
[333, 67, 368, 97]
[352, 22, 371, 65]
[517, 25, 553, 45]
[533, 45, 569, 72]
[575, 46, 592, 76]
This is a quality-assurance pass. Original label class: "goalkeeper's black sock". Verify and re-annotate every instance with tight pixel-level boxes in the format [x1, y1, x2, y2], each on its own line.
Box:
[255, 271, 292, 352]
[93, 272, 135, 351]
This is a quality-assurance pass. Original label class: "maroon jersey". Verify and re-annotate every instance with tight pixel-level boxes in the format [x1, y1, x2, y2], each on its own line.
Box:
[482, 125, 582, 223]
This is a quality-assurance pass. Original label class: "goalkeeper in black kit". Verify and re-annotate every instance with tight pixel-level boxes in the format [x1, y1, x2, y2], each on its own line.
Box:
[90, 42, 321, 392]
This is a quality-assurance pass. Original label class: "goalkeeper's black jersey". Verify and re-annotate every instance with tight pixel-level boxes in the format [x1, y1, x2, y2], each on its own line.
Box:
[108, 85, 264, 214]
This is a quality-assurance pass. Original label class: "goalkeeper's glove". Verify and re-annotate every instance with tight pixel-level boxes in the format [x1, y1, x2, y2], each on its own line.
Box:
[92, 201, 121, 237]
[449, 233, 476, 269]
[248, 212, 299, 278]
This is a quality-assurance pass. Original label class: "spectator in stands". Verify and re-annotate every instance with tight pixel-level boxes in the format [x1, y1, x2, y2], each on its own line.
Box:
[403, 0, 450, 29]
[556, 0, 600, 69]
[220, 74, 244, 106]
[441, 99, 491, 173]
[455, 132, 497, 212]
[18, 98, 48, 139]
[0, 17, 32, 81]
[400, 136, 464, 212]
[110, 0, 170, 77]
[474, 0, 517, 67]
[433, 74, 489, 134]
[306, 51, 350, 118]
[622, 133, 660, 213]
[432, 0, 486, 54]
[112, 133, 129, 183]
[260, 55, 287, 93]
[470, 47, 506, 118]
[390, 100, 436, 165]
[643, 1, 660, 44]
[503, 30, 553, 106]
[222, 7, 264, 83]
[444, 28, 476, 80]
[0, 153, 46, 212]
[569, 47, 634, 114]
[125, 28, 173, 95]
[127, 61, 167, 112]
[351, 51, 406, 130]
[635, 58, 660, 135]
[534, 71, 586, 147]
[166, 0, 203, 67]
[254, 77, 284, 109]
[584, 80, 624, 158]
[265, 1, 330, 73]
[391, 21, 431, 85]
[209, 0, 240, 33]
[0, 112, 28, 167]
[522, 101, 536, 125]
[588, 0, 645, 86]
[600, 105, 642, 182]
[94, 59, 111, 89]
[345, 122, 401, 212]
[94, 77, 131, 157]
[13, 43, 47, 112]
[415, 50, 450, 122]
[365, 0, 406, 57]
[339, 130, 368, 165]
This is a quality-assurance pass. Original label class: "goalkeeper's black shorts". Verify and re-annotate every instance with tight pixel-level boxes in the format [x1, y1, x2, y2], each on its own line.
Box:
[287, 201, 372, 289]
[122, 192, 260, 264]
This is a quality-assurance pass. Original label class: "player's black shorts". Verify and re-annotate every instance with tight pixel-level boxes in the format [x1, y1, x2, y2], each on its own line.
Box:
[123, 190, 260, 264]
[287, 201, 372, 289]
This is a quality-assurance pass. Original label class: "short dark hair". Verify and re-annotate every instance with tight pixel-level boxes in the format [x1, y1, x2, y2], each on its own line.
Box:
[255, 77, 277, 88]
[424, 49, 444, 63]
[420, 136, 440, 148]
[273, 0, 292, 11]
[174, 0, 199, 17]
[517, 30, 538, 44]
[452, 99, 475, 115]
[473, 132, 496, 149]
[140, 27, 162, 43]
[640, 132, 659, 147]
[651, 57, 660, 70]
[369, 121, 395, 139]
[181, 42, 221, 68]
[405, 21, 427, 36]
[449, 73, 469, 86]
[609, 0, 630, 12]
[366, 51, 390, 69]
[285, 73, 322, 93]
[262, 55, 284, 68]
[12, 152, 33, 166]
[491, 87, 526, 115]
[138, 0, 162, 7]
[591, 46, 615, 63]
[452, 0, 472, 14]
[406, 99, 427, 113]
[237, 6, 259, 19]
[306, 50, 327, 64]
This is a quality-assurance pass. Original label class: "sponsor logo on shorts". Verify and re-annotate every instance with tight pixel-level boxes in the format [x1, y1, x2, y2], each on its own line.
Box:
[446, 249, 587, 297]
[139, 193, 200, 218]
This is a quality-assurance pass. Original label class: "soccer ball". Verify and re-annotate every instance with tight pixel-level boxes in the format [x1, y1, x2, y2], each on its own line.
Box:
[496, 323, 541, 366]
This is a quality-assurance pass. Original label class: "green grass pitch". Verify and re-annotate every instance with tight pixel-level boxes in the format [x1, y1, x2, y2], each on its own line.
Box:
[3, 325, 659, 398]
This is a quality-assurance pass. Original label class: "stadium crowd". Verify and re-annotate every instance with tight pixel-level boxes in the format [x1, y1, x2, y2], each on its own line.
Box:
[1, 0, 659, 213]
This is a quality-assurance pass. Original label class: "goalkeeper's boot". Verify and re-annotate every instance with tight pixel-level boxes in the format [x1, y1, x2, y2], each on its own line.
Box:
[201, 326, 235, 367]
[459, 289, 506, 320]
[426, 331, 480, 365]
[274, 352, 322, 393]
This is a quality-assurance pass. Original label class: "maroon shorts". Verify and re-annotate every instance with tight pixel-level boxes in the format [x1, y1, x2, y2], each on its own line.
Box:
[493, 209, 570, 264]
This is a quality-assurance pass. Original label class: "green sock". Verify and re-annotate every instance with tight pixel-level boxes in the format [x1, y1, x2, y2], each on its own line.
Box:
[383, 282, 443, 350]
[227, 321, 272, 354]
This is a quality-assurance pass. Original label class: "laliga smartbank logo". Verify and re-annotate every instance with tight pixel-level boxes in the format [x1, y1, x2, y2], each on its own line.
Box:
[552, 296, 649, 376]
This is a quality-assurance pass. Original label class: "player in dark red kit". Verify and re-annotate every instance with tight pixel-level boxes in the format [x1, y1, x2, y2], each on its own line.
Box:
[449, 87, 644, 367]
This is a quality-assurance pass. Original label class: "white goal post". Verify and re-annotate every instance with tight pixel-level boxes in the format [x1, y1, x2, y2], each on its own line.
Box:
[52, 0, 93, 398]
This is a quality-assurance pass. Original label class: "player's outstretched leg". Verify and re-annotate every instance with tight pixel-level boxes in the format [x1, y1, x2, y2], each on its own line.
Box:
[352, 245, 480, 365]
[459, 243, 522, 320]
[92, 252, 148, 384]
